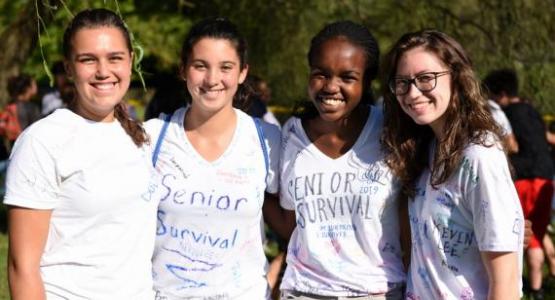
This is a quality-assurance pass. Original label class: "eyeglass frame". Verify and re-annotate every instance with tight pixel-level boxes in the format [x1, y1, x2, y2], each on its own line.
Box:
[388, 71, 451, 96]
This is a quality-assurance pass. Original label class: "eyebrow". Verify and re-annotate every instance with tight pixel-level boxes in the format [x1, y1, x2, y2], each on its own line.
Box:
[190, 59, 237, 65]
[311, 67, 362, 76]
[75, 51, 127, 58]
[341, 70, 362, 76]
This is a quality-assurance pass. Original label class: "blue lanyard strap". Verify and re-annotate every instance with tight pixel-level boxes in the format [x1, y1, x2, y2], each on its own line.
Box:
[151, 113, 173, 167]
[253, 117, 269, 178]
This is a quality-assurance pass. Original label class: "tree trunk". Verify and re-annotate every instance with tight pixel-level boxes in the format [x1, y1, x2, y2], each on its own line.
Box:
[0, 0, 60, 106]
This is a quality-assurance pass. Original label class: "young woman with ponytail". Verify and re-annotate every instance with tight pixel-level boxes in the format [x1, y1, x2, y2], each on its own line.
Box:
[145, 18, 281, 299]
[5, 9, 157, 299]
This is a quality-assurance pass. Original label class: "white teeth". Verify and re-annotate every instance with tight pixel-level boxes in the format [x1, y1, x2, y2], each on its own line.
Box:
[202, 89, 223, 94]
[93, 83, 115, 90]
[321, 98, 343, 105]
[409, 101, 430, 109]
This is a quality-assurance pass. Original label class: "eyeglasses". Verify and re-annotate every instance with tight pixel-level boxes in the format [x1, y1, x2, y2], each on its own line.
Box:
[389, 71, 451, 96]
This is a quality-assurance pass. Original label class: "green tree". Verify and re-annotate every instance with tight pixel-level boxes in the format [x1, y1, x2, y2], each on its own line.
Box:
[1, 0, 553, 114]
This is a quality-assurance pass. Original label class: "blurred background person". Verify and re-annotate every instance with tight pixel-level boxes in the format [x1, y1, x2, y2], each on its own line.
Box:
[41, 61, 69, 116]
[143, 71, 188, 121]
[246, 74, 280, 128]
[484, 68, 555, 300]
[2, 74, 41, 148]
[484, 81, 519, 153]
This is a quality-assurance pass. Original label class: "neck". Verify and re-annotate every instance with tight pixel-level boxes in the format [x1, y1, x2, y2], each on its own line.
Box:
[304, 106, 370, 150]
[70, 102, 116, 123]
[508, 96, 520, 104]
[311, 106, 369, 136]
[185, 104, 236, 136]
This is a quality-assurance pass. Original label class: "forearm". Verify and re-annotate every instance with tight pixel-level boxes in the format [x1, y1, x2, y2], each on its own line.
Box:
[262, 193, 295, 240]
[398, 198, 411, 271]
[7, 206, 52, 300]
[505, 134, 518, 154]
[8, 264, 46, 300]
[481, 251, 520, 300]
[487, 279, 519, 300]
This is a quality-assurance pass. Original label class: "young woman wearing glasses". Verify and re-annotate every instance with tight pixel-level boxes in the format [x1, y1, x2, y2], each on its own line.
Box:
[381, 30, 523, 300]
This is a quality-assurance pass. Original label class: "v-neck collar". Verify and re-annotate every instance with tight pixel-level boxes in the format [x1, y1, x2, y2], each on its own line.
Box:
[296, 107, 375, 162]
[177, 106, 241, 166]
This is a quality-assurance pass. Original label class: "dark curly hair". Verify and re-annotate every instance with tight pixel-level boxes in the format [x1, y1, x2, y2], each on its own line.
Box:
[294, 20, 380, 119]
[381, 30, 503, 197]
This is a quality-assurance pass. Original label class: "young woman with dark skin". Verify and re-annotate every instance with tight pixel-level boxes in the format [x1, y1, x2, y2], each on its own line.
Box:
[276, 21, 405, 300]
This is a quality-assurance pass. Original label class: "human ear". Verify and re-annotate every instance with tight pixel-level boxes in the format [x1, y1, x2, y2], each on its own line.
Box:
[63, 60, 73, 81]
[238, 64, 249, 84]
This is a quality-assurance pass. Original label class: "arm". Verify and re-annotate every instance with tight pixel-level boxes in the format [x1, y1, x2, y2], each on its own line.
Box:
[546, 131, 555, 146]
[8, 206, 52, 300]
[262, 192, 296, 240]
[523, 219, 532, 248]
[398, 196, 411, 271]
[480, 251, 520, 300]
[504, 133, 519, 154]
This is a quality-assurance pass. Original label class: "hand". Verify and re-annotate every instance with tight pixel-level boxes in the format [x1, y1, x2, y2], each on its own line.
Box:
[523, 219, 532, 248]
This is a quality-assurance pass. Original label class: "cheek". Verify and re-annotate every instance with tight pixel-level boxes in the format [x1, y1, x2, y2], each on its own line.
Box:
[351, 84, 364, 101]
[185, 68, 202, 83]
[438, 86, 452, 109]
[396, 97, 405, 109]
[185, 80, 195, 94]
[307, 79, 321, 98]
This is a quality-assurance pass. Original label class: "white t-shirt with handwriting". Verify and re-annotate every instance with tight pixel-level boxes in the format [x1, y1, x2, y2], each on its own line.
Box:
[406, 137, 523, 300]
[279, 107, 406, 296]
[146, 107, 281, 299]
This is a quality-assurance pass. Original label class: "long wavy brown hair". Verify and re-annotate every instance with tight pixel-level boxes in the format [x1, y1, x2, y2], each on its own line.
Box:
[381, 30, 503, 197]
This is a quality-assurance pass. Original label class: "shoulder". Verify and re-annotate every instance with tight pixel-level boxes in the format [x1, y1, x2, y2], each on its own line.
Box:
[463, 133, 506, 164]
[504, 102, 532, 116]
[281, 116, 300, 137]
[257, 118, 281, 142]
[11, 109, 83, 157]
[237, 109, 281, 144]
[21, 109, 79, 141]
[144, 106, 187, 137]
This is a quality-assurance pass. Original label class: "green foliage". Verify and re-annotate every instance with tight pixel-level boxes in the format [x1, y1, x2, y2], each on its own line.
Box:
[1, 0, 553, 113]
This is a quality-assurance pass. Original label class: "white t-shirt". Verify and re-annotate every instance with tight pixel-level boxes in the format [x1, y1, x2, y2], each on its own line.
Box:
[41, 90, 64, 116]
[488, 100, 513, 135]
[279, 106, 406, 296]
[263, 110, 281, 129]
[4, 108, 158, 299]
[406, 137, 524, 300]
[146, 107, 281, 300]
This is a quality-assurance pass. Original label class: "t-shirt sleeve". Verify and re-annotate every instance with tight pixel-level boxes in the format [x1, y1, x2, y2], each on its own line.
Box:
[494, 110, 513, 135]
[3, 132, 60, 209]
[261, 121, 281, 194]
[463, 144, 523, 252]
[279, 118, 296, 211]
[144, 117, 166, 162]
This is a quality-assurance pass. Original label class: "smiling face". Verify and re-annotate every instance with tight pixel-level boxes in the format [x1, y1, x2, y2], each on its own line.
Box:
[395, 46, 452, 137]
[308, 37, 366, 122]
[182, 38, 248, 115]
[65, 26, 132, 122]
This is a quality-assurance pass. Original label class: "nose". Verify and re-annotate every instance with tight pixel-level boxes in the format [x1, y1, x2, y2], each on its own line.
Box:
[95, 60, 109, 79]
[204, 68, 220, 87]
[406, 81, 422, 98]
[322, 77, 340, 94]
